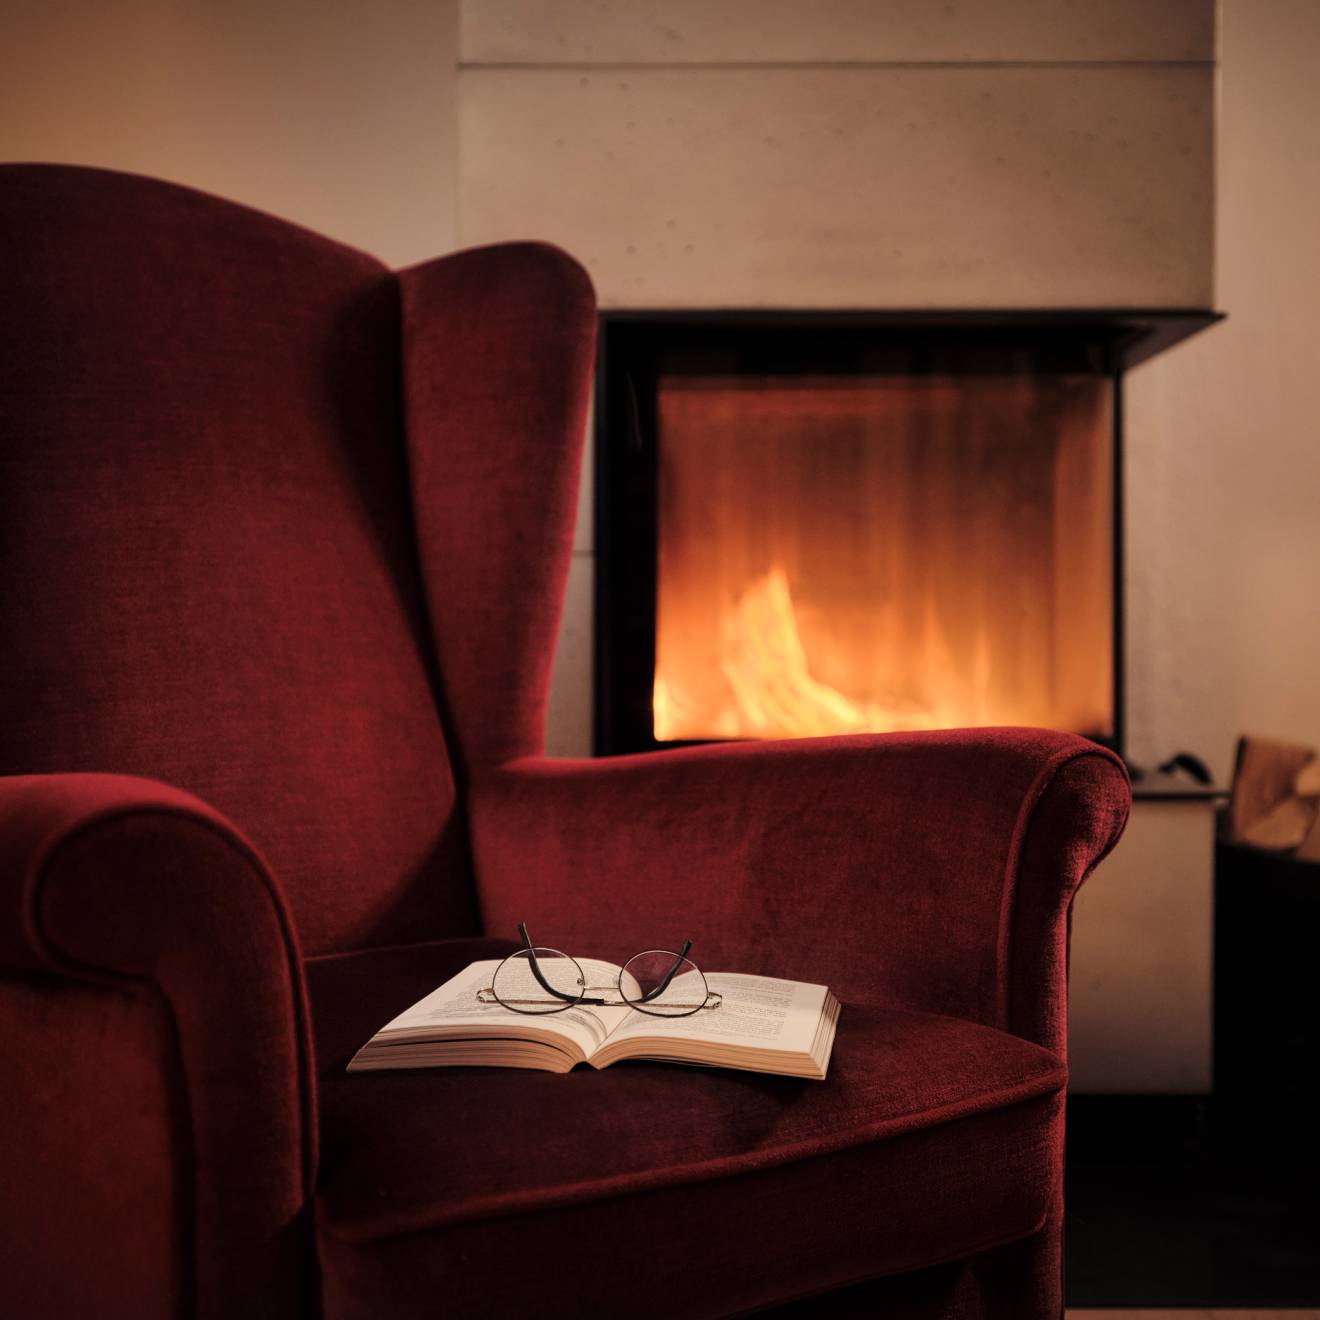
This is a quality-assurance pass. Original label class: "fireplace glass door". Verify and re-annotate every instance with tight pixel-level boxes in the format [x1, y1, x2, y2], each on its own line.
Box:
[653, 372, 1114, 743]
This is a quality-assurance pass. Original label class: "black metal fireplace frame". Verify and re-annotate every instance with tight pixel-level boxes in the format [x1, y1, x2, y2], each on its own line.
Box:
[593, 309, 1221, 758]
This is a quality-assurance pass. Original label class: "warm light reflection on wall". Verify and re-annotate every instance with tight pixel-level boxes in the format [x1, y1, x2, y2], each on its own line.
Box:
[655, 375, 1113, 742]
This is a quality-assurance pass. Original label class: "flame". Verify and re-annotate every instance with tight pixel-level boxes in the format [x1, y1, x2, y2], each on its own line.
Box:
[650, 373, 1114, 744]
[720, 569, 871, 737]
[659, 567, 1003, 741]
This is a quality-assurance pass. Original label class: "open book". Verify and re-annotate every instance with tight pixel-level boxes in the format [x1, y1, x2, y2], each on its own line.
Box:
[348, 958, 840, 1080]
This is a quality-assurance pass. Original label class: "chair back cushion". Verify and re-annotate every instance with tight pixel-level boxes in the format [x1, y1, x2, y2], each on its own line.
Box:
[0, 164, 477, 953]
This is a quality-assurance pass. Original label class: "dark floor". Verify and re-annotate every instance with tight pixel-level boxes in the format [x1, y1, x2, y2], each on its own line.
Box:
[1065, 1095, 1320, 1308]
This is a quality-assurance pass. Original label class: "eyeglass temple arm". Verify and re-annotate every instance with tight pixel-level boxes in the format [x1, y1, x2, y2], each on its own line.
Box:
[638, 938, 693, 1003]
[517, 924, 699, 1006]
[516, 921, 580, 1002]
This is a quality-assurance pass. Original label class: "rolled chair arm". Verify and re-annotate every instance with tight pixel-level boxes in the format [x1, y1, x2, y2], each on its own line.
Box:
[468, 728, 1129, 1053]
[0, 773, 316, 1318]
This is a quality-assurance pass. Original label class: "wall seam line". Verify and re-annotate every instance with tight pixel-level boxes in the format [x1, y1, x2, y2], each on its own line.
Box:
[459, 60, 1215, 73]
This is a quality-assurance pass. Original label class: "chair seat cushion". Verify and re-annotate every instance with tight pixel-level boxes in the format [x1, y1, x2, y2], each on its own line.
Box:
[309, 939, 1066, 1320]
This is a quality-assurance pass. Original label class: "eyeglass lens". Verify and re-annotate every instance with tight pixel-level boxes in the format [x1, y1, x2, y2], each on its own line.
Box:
[490, 947, 585, 1014]
[620, 951, 712, 1017]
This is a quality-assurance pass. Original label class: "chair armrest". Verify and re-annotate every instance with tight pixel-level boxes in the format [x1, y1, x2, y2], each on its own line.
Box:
[468, 728, 1129, 1052]
[0, 773, 316, 1318]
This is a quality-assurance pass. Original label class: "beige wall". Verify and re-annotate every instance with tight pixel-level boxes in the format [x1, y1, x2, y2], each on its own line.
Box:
[1124, 0, 1320, 778]
[1070, 797, 1217, 1092]
[0, 0, 458, 267]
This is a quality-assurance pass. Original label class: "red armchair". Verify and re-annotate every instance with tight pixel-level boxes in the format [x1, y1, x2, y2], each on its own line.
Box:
[0, 163, 1129, 1319]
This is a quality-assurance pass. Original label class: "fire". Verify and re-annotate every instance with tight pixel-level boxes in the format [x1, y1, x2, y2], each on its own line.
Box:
[720, 569, 872, 737]
[651, 372, 1114, 744]
[656, 567, 1001, 742]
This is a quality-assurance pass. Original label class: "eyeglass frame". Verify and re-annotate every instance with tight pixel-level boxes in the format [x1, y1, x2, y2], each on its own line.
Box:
[475, 921, 723, 1017]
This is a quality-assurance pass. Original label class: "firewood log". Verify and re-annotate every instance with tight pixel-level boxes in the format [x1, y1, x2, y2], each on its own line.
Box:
[1226, 735, 1318, 851]
[1294, 758, 1320, 799]
[1240, 797, 1317, 851]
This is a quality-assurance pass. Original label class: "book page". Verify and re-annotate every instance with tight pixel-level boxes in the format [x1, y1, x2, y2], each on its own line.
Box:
[366, 958, 636, 1058]
[605, 972, 827, 1054]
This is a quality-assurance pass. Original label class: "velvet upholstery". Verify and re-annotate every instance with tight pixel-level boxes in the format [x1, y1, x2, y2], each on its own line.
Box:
[0, 164, 1130, 1319]
[469, 730, 1128, 1049]
[310, 940, 1067, 1319]
[0, 772, 315, 1316]
[400, 244, 597, 773]
[0, 163, 474, 955]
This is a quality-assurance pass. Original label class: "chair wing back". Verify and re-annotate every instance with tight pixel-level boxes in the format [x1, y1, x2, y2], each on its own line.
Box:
[0, 164, 478, 954]
[398, 244, 596, 771]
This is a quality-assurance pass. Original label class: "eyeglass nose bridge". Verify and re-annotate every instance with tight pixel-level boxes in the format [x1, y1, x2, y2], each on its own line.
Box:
[488, 925, 721, 1016]
[478, 985, 722, 1008]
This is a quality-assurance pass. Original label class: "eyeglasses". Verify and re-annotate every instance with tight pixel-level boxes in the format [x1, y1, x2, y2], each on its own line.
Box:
[476, 922, 723, 1017]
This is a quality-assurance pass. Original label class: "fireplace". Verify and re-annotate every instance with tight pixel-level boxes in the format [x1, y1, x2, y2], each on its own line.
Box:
[594, 312, 1219, 757]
